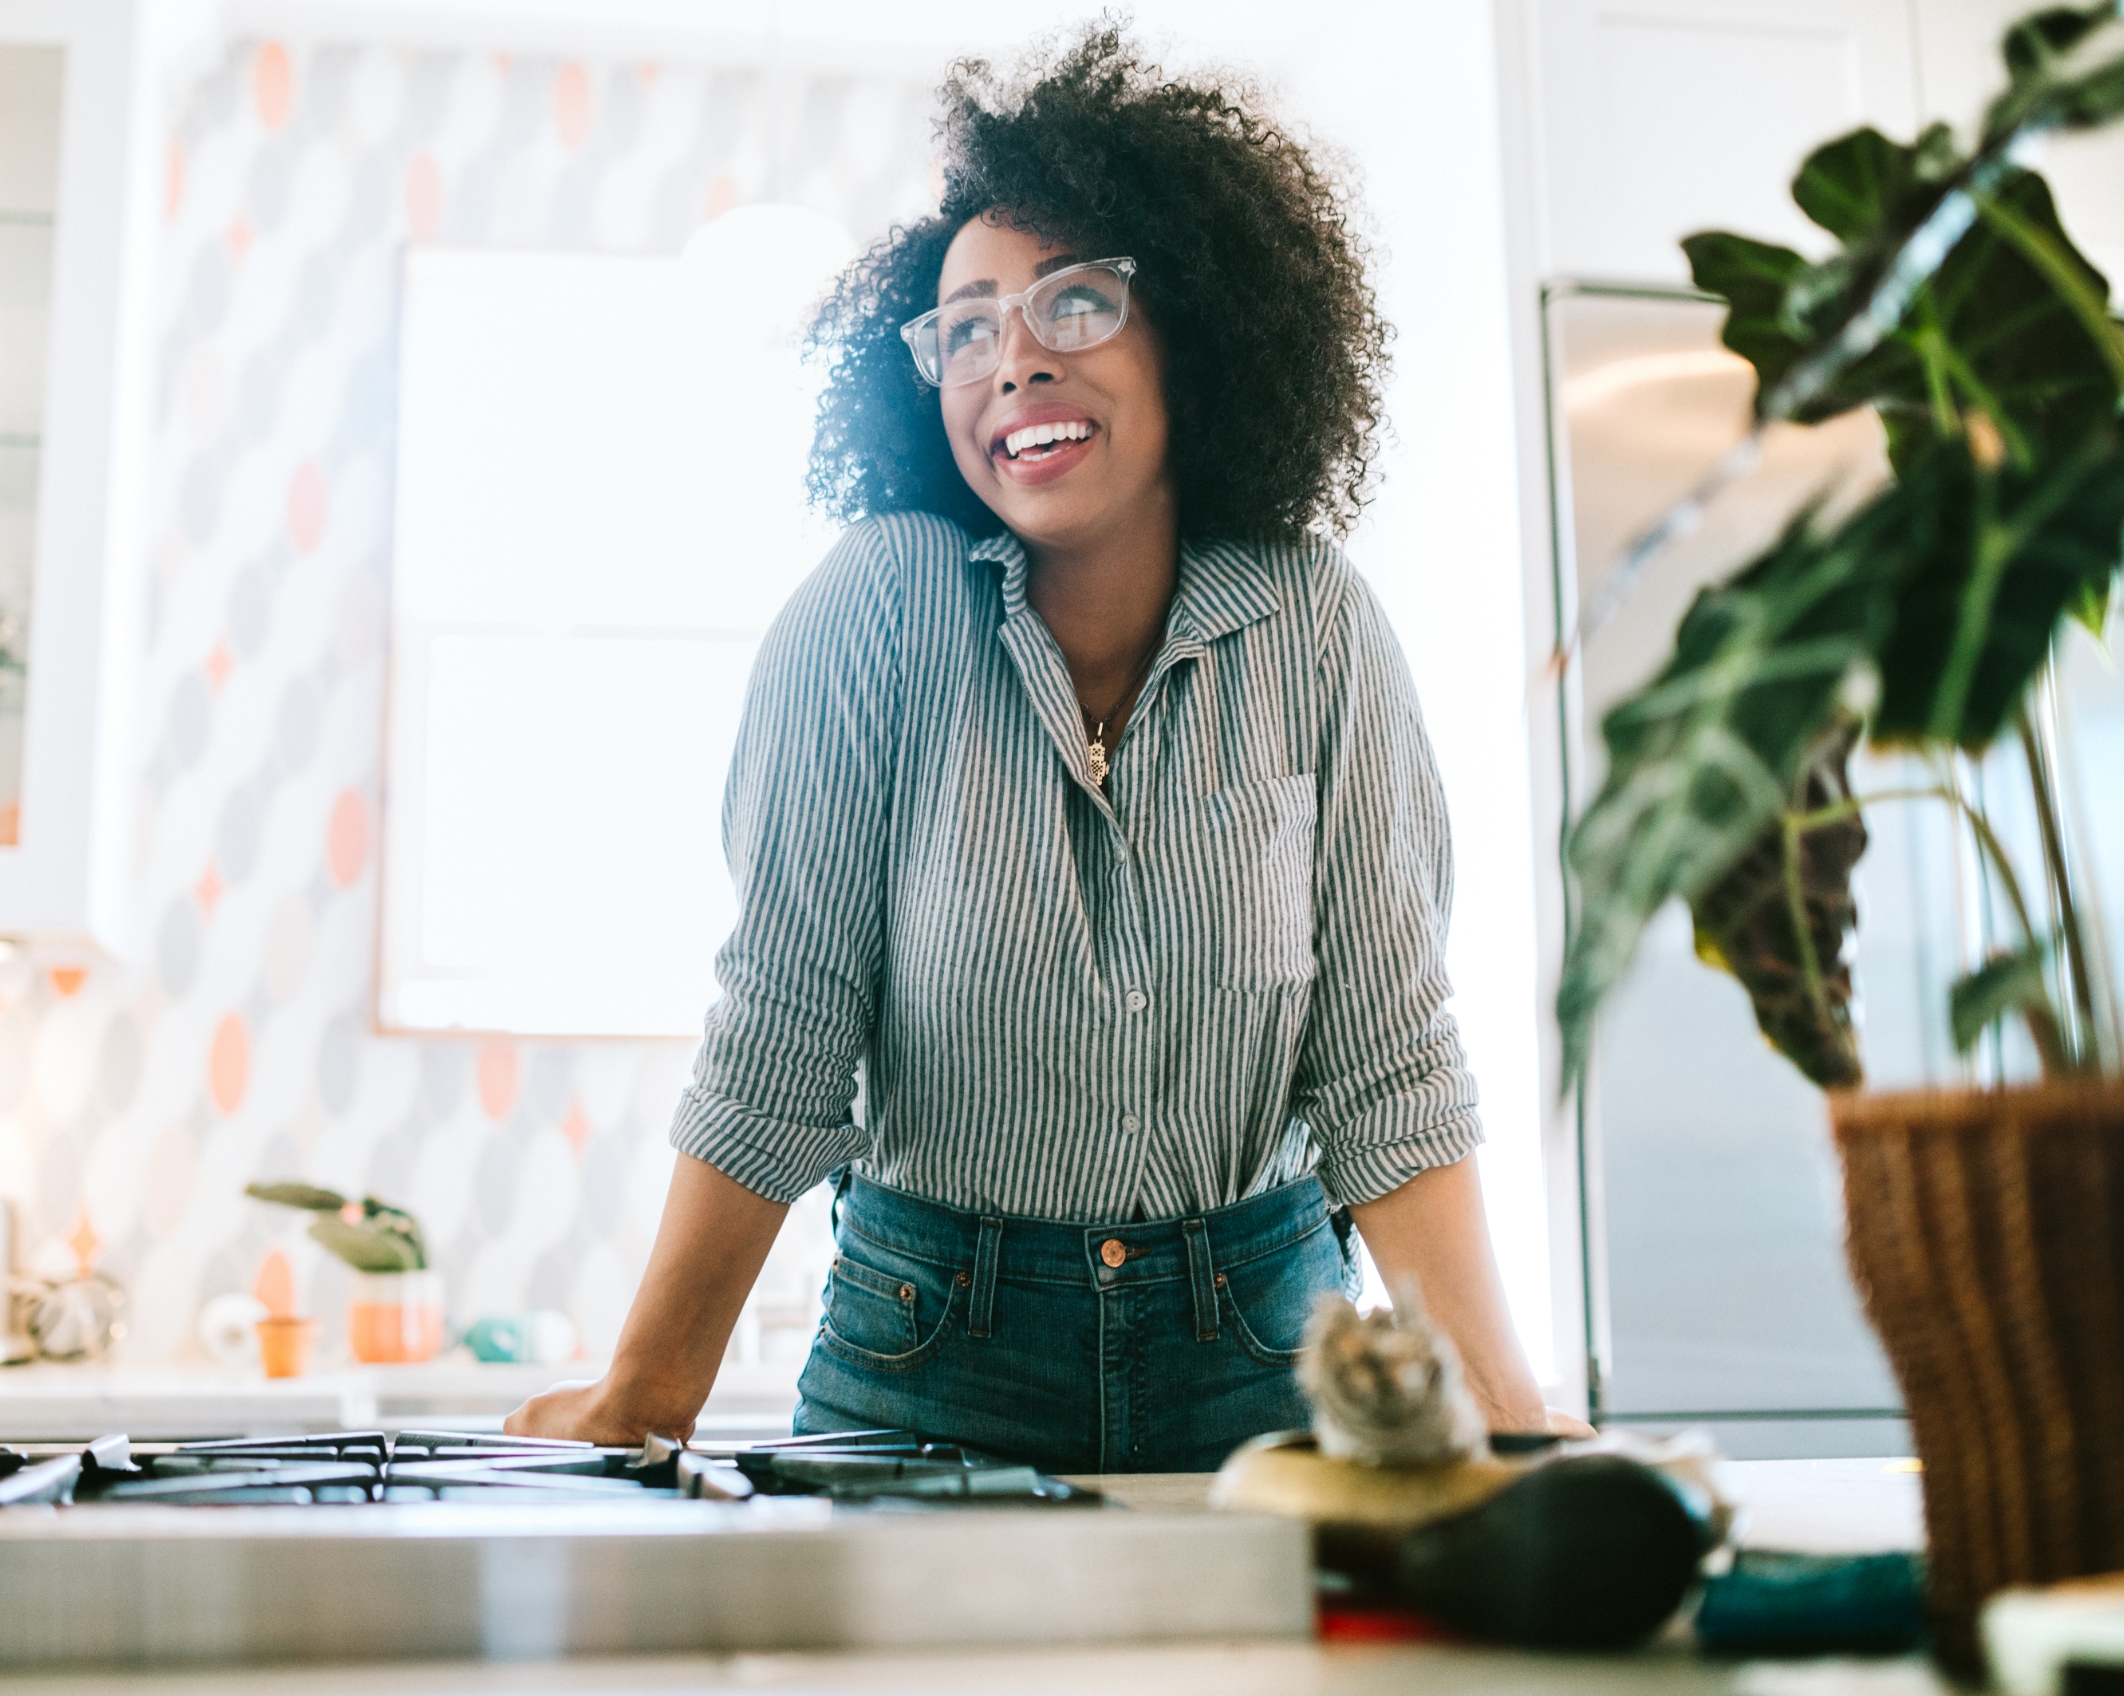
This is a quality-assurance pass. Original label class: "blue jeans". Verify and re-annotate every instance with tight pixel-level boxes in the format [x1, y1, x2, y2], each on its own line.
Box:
[793, 1173, 1358, 1474]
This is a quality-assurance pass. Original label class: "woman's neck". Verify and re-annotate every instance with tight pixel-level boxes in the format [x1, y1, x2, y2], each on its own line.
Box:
[1021, 490, 1180, 719]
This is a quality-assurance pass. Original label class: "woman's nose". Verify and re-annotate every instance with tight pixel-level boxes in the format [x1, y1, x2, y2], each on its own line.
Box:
[994, 305, 1058, 391]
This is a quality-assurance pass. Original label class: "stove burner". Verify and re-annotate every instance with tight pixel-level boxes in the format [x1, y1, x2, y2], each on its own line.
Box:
[0, 1429, 1096, 1510]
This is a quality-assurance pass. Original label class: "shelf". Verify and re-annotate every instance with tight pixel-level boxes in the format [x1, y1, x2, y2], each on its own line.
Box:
[0, 1359, 804, 1441]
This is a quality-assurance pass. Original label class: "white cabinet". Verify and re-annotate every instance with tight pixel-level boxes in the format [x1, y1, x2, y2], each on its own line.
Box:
[1528, 0, 1921, 282]
[1525, 0, 2122, 287]
[0, 0, 156, 952]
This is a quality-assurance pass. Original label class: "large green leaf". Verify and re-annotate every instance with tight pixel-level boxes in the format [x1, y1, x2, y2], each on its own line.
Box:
[1684, 136, 2117, 469]
[1872, 426, 2124, 747]
[1689, 715, 1869, 1088]
[1560, 503, 1901, 1081]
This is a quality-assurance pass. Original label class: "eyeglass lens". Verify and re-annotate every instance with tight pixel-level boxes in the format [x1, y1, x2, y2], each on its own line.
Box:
[919, 263, 1131, 386]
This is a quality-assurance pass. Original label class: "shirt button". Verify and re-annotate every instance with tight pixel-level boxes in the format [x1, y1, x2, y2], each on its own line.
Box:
[1101, 1239, 1127, 1269]
[1121, 1113, 1140, 1134]
[1124, 989, 1148, 1013]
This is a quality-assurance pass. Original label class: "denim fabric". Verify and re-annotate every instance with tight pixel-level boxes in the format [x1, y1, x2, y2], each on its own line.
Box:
[793, 1173, 1359, 1474]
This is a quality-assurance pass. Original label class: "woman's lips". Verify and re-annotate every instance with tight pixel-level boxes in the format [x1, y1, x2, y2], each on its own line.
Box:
[992, 428, 1097, 487]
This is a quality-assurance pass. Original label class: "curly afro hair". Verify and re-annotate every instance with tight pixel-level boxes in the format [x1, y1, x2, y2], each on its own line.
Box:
[804, 24, 1391, 544]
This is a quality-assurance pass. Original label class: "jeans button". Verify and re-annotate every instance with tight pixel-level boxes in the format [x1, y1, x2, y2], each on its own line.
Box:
[1101, 1239, 1127, 1269]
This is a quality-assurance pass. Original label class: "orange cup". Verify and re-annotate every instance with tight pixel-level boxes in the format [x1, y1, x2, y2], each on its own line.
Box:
[256, 1315, 320, 1379]
[347, 1271, 446, 1364]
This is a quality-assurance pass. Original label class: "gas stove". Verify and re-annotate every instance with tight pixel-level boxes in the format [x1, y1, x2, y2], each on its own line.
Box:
[0, 1424, 1308, 1668]
[0, 1425, 1095, 1510]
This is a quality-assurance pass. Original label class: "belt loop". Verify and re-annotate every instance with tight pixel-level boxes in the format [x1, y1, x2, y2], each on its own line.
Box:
[1183, 1219, 1219, 1342]
[827, 1166, 854, 1235]
[970, 1216, 1003, 1339]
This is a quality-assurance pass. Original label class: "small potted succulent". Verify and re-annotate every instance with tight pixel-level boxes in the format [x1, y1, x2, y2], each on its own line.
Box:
[1556, 3, 2124, 1674]
[246, 1183, 444, 1364]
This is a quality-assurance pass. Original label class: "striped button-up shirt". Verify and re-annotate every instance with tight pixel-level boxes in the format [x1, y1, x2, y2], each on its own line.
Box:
[669, 512, 1481, 1220]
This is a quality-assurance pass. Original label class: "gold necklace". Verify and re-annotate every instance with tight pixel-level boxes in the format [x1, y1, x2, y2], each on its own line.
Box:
[1079, 638, 1161, 788]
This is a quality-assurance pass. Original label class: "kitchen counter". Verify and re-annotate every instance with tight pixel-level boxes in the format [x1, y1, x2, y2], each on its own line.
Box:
[0, 1642, 1952, 1696]
[1, 1459, 1942, 1694]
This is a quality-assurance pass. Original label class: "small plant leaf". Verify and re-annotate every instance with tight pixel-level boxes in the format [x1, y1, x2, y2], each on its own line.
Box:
[1949, 944, 2067, 1071]
[306, 1215, 425, 1273]
[1678, 232, 1813, 398]
[245, 1181, 351, 1213]
[2068, 578, 2112, 638]
[1790, 123, 1959, 244]
[359, 1197, 427, 1266]
[1987, 4, 2124, 140]
[1688, 715, 1869, 1088]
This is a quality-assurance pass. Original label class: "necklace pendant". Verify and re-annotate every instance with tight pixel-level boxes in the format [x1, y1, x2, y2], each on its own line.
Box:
[1087, 736, 1109, 786]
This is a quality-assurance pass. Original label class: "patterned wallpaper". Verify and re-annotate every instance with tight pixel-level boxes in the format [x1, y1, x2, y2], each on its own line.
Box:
[0, 37, 936, 1368]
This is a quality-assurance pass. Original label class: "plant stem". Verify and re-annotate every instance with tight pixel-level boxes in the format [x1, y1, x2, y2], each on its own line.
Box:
[1790, 775, 2081, 1078]
[2017, 700, 2099, 1070]
[1788, 782, 2042, 949]
[1912, 308, 1960, 437]
[1930, 471, 2010, 743]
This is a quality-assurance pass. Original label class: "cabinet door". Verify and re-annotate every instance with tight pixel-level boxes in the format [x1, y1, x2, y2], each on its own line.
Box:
[0, 44, 62, 848]
[1531, 0, 1920, 282]
[0, 0, 146, 950]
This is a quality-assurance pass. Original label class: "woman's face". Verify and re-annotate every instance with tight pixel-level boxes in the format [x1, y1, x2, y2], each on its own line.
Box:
[935, 213, 1172, 553]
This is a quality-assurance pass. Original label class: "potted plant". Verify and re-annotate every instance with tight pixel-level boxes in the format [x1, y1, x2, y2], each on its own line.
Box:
[245, 1183, 445, 1365]
[1556, 3, 2124, 1673]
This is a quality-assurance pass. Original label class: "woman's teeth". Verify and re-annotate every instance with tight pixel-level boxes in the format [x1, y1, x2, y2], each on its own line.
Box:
[1002, 420, 1093, 459]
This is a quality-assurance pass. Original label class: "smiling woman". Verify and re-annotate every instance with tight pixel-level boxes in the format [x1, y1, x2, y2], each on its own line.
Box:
[804, 31, 1388, 542]
[507, 24, 1584, 1469]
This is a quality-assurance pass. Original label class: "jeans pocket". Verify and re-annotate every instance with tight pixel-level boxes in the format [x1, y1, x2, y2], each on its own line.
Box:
[818, 1236, 960, 1371]
[1220, 1219, 1340, 1367]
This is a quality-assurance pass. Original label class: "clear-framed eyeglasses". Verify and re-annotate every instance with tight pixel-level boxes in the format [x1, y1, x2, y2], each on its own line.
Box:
[900, 258, 1137, 388]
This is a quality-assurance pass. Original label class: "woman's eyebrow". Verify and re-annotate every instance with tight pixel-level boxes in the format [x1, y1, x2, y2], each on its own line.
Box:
[940, 255, 1084, 306]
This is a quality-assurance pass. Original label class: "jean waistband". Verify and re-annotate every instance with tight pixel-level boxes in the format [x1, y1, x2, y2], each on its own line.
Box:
[834, 1173, 1333, 1289]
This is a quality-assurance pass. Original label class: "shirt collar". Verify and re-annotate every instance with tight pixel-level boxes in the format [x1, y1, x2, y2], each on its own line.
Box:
[971, 530, 1280, 643]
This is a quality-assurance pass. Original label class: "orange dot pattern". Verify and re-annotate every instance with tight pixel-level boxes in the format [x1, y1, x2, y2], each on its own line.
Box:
[19, 35, 938, 1367]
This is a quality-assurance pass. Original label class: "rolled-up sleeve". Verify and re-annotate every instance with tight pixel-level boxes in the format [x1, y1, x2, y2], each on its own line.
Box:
[667, 522, 901, 1202]
[1296, 567, 1483, 1207]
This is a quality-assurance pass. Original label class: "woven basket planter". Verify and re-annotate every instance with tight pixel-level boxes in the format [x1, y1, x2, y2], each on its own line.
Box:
[1832, 1082, 2124, 1675]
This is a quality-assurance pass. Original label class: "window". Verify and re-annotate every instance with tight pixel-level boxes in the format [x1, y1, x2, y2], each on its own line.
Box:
[382, 207, 854, 1036]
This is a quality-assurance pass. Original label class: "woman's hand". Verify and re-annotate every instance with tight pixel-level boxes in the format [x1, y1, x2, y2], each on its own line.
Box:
[1544, 1406, 1598, 1440]
[503, 1377, 688, 1446]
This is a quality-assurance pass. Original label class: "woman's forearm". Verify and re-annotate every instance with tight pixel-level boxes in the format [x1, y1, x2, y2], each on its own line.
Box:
[1348, 1156, 1549, 1433]
[505, 1153, 787, 1442]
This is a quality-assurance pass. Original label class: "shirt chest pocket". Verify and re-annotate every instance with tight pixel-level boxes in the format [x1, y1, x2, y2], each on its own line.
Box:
[1200, 773, 1319, 990]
